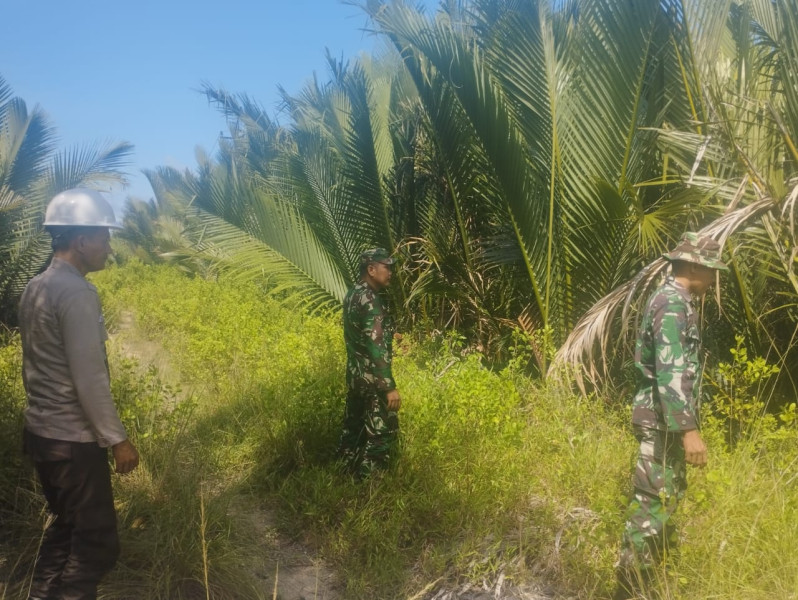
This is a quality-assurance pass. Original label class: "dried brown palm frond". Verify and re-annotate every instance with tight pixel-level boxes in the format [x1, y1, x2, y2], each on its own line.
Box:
[551, 190, 787, 392]
[548, 257, 666, 393]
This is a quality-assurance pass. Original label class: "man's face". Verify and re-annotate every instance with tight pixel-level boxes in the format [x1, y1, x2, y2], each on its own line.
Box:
[78, 228, 112, 273]
[689, 264, 716, 296]
[367, 261, 393, 289]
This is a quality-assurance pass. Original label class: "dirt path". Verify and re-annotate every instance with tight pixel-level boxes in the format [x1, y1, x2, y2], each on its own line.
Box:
[110, 311, 569, 600]
[235, 501, 339, 600]
[419, 580, 558, 600]
[111, 311, 341, 600]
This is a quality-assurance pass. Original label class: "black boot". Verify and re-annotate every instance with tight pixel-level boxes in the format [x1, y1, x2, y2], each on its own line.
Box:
[612, 568, 636, 600]
[612, 566, 657, 600]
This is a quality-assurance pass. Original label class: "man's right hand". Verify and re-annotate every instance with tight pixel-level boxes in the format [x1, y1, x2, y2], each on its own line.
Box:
[386, 389, 401, 412]
[682, 429, 707, 467]
[112, 439, 140, 474]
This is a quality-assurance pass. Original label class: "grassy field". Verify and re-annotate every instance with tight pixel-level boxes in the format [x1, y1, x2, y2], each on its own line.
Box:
[1, 261, 796, 599]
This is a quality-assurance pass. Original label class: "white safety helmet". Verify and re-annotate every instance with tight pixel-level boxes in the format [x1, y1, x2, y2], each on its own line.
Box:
[44, 188, 122, 229]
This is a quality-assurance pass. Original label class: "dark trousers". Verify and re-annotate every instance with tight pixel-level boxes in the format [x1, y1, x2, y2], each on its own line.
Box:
[23, 430, 120, 600]
[337, 388, 399, 479]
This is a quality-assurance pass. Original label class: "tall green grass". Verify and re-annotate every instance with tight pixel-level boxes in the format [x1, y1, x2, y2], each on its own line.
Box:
[1, 261, 796, 599]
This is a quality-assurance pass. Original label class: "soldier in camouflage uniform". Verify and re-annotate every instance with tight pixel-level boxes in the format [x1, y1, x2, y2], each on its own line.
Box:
[337, 248, 401, 479]
[615, 233, 728, 599]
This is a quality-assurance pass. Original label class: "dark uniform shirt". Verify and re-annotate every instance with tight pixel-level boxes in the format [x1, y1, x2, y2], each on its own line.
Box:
[632, 276, 701, 432]
[343, 281, 395, 393]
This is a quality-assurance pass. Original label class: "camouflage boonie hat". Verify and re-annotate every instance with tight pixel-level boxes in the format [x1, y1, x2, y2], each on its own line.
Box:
[664, 232, 728, 271]
[360, 248, 395, 266]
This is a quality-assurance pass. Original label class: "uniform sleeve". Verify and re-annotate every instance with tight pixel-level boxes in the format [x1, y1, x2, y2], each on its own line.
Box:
[652, 301, 698, 432]
[362, 294, 395, 392]
[60, 289, 128, 447]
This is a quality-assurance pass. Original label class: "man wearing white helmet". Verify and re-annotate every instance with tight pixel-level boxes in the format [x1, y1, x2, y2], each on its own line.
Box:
[19, 188, 139, 600]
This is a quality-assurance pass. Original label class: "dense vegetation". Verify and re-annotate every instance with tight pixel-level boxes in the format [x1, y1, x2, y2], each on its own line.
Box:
[2, 0, 798, 598]
[2, 263, 796, 599]
[0, 75, 131, 326]
[3, 2, 797, 380]
[118, 0, 798, 386]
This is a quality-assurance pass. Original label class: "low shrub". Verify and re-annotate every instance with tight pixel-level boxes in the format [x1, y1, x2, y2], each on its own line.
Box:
[2, 262, 796, 599]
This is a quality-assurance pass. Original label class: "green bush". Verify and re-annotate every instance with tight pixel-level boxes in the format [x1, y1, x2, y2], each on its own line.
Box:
[0, 332, 24, 482]
[94, 263, 798, 599]
[0, 332, 41, 594]
[705, 334, 782, 446]
[4, 262, 796, 599]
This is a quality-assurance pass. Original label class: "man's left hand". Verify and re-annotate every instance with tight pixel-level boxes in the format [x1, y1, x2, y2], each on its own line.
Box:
[386, 389, 401, 411]
[682, 429, 707, 467]
[113, 439, 140, 474]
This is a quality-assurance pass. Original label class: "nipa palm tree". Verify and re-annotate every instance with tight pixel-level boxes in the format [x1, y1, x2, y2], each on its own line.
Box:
[0, 75, 132, 325]
[555, 0, 798, 397]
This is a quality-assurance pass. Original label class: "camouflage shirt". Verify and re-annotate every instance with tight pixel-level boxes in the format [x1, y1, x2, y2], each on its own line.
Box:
[343, 281, 395, 393]
[632, 276, 700, 432]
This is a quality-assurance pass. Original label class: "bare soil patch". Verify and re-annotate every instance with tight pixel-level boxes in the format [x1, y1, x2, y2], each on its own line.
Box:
[110, 311, 342, 600]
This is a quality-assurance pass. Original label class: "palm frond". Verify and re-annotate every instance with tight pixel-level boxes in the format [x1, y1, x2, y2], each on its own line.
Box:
[0, 98, 57, 192]
[186, 203, 346, 310]
[46, 141, 133, 193]
[0, 75, 12, 107]
[369, 1, 551, 325]
[553, 193, 783, 388]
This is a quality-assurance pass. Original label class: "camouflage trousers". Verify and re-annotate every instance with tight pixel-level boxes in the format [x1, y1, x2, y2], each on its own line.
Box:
[619, 426, 687, 572]
[337, 388, 399, 479]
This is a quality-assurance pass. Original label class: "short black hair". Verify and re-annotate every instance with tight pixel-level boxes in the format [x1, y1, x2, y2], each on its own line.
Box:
[46, 226, 98, 252]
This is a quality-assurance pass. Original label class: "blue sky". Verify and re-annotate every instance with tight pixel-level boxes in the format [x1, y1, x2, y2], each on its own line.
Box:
[3, 0, 433, 212]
